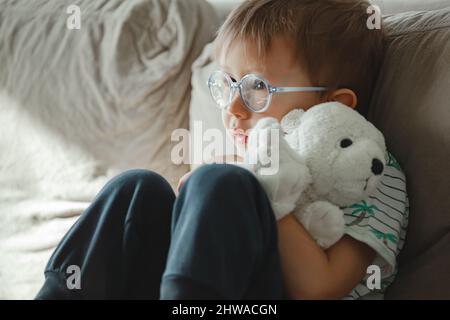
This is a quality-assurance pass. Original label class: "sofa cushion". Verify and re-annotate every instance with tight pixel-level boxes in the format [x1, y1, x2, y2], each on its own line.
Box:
[189, 43, 237, 169]
[0, 0, 219, 299]
[207, 0, 450, 23]
[368, 8, 450, 299]
[0, 0, 219, 192]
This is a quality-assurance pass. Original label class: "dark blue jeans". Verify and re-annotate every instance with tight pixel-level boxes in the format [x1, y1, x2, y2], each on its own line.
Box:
[35, 164, 286, 299]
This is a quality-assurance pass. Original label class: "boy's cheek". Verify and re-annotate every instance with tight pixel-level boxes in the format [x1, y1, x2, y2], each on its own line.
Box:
[221, 109, 272, 131]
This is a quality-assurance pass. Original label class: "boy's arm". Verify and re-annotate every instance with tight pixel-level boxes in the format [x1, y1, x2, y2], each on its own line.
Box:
[277, 213, 376, 300]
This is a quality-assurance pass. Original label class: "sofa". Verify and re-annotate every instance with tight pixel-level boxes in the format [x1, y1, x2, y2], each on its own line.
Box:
[0, 0, 449, 299]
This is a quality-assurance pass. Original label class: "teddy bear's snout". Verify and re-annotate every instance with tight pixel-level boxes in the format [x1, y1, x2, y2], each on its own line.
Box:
[371, 158, 384, 175]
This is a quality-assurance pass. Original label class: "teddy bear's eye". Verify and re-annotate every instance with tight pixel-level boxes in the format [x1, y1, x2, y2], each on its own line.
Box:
[340, 138, 353, 148]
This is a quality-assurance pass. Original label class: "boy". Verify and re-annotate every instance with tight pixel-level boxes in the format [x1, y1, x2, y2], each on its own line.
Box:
[37, 0, 408, 300]
[181, 0, 408, 299]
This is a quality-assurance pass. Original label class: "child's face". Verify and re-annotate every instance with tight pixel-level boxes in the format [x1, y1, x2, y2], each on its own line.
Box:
[218, 35, 325, 147]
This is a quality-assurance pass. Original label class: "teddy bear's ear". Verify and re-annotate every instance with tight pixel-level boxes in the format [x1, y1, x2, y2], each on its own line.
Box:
[281, 108, 305, 134]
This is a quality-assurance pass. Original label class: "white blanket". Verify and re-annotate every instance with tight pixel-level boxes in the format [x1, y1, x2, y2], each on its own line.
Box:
[0, 0, 219, 299]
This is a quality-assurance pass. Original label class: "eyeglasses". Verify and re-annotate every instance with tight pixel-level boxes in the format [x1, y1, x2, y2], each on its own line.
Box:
[207, 70, 328, 113]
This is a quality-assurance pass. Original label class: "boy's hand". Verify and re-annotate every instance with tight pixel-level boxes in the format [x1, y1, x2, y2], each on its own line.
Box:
[177, 171, 193, 194]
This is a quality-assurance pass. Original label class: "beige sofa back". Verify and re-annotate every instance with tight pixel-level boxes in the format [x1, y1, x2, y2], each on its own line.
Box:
[369, 8, 450, 299]
[208, 0, 450, 20]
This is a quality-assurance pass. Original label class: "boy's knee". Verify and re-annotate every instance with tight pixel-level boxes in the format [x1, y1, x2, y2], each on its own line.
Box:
[108, 169, 172, 195]
[100, 169, 175, 223]
[188, 164, 257, 194]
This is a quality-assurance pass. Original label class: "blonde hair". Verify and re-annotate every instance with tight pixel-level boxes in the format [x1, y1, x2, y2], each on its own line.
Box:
[213, 0, 385, 112]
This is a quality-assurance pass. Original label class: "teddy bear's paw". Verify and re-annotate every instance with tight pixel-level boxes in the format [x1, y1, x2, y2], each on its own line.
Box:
[281, 109, 304, 134]
[298, 201, 345, 249]
[246, 118, 283, 167]
[247, 118, 279, 150]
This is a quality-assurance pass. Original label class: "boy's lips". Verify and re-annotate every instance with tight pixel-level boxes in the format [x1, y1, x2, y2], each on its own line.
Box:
[230, 129, 249, 144]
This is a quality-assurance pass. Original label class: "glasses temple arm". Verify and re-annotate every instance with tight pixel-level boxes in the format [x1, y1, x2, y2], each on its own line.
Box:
[270, 87, 328, 93]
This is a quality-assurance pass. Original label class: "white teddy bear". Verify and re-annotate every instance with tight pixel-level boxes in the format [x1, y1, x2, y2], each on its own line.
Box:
[243, 102, 387, 249]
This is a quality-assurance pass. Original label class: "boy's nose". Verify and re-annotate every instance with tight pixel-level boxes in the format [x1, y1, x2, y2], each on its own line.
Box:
[228, 95, 250, 119]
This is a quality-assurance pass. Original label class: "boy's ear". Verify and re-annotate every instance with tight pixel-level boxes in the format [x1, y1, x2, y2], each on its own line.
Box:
[328, 89, 358, 109]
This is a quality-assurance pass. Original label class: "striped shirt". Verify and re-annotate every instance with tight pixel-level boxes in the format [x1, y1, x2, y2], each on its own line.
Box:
[342, 152, 409, 299]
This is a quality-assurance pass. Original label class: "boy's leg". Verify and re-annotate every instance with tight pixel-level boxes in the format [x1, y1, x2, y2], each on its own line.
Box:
[35, 169, 175, 299]
[160, 164, 286, 299]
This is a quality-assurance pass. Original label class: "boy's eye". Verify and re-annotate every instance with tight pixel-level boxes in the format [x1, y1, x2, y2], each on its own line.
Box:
[340, 138, 353, 148]
[253, 79, 265, 90]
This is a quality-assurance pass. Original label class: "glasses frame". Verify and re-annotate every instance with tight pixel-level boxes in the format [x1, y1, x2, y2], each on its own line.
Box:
[207, 70, 328, 113]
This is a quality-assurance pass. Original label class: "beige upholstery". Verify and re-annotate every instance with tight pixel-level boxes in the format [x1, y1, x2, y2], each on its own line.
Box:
[369, 8, 450, 299]
[0, 0, 219, 299]
[207, 0, 450, 22]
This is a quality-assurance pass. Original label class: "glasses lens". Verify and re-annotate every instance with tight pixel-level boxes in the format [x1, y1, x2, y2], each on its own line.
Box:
[208, 71, 232, 109]
[241, 75, 270, 112]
